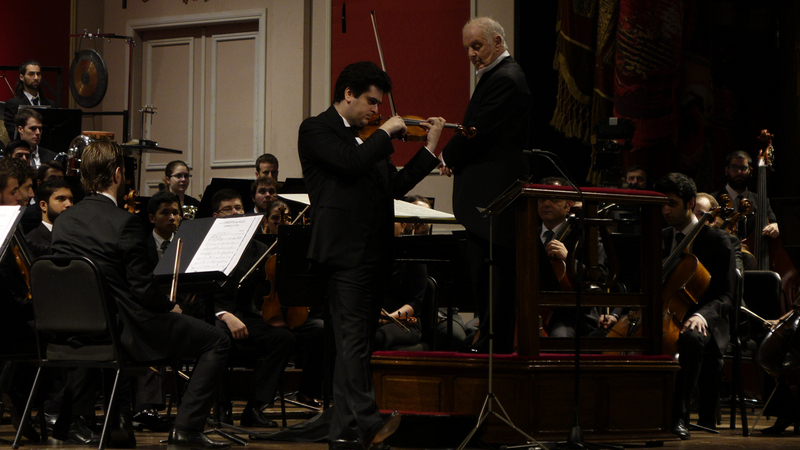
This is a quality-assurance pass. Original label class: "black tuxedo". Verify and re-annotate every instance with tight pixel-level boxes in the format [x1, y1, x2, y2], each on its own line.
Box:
[298, 105, 439, 443]
[439, 56, 531, 352]
[51, 194, 230, 432]
[25, 222, 52, 257]
[662, 224, 735, 423]
[32, 146, 57, 166]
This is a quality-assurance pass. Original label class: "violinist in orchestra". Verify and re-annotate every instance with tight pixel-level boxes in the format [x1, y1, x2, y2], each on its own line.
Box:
[0, 156, 40, 442]
[537, 177, 609, 337]
[711, 150, 779, 239]
[654, 173, 736, 440]
[263, 199, 290, 235]
[51, 140, 232, 449]
[251, 176, 278, 232]
[298, 60, 444, 450]
[439, 17, 531, 354]
[203, 188, 294, 428]
[255, 153, 280, 181]
[145, 191, 182, 269]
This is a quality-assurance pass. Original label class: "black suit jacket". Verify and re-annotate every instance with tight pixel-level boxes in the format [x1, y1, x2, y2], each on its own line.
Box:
[440, 56, 531, 247]
[662, 225, 735, 353]
[298, 105, 440, 270]
[25, 222, 52, 257]
[3, 94, 55, 138]
[51, 194, 178, 360]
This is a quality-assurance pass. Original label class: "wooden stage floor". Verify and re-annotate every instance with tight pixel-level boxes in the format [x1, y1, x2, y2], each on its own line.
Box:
[2, 401, 800, 450]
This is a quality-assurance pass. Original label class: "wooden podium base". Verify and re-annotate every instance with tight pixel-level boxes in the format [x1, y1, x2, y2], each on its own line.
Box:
[372, 351, 680, 445]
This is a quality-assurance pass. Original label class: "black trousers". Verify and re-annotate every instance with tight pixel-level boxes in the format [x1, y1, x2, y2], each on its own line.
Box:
[215, 314, 294, 405]
[292, 315, 327, 399]
[466, 231, 517, 353]
[673, 327, 723, 423]
[324, 259, 388, 442]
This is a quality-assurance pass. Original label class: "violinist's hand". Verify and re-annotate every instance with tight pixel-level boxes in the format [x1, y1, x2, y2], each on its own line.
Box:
[438, 158, 451, 177]
[170, 303, 183, 314]
[762, 222, 780, 238]
[419, 117, 446, 153]
[764, 319, 779, 330]
[682, 315, 707, 336]
[379, 115, 407, 137]
[598, 314, 617, 329]
[221, 313, 249, 340]
[545, 240, 568, 261]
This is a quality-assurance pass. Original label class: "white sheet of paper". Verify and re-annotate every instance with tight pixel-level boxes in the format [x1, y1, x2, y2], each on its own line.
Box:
[0, 205, 21, 250]
[185, 215, 262, 275]
[279, 193, 455, 222]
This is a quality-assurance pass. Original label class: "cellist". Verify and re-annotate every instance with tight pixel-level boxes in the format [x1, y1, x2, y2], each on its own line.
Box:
[654, 174, 736, 440]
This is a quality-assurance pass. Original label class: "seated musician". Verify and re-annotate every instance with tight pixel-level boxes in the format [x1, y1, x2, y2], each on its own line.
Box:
[51, 141, 232, 449]
[694, 192, 748, 272]
[654, 173, 735, 439]
[200, 188, 294, 427]
[252, 176, 278, 233]
[127, 192, 184, 432]
[0, 156, 40, 442]
[373, 210, 429, 350]
[25, 178, 73, 256]
[711, 150, 779, 239]
[163, 160, 200, 218]
[3, 139, 32, 164]
[624, 165, 648, 190]
[538, 177, 608, 337]
[36, 160, 65, 183]
[255, 153, 280, 181]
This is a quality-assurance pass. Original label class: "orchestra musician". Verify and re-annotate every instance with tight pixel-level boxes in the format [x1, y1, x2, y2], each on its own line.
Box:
[537, 177, 608, 336]
[201, 188, 293, 428]
[298, 61, 444, 450]
[51, 140, 232, 449]
[3, 60, 55, 140]
[255, 153, 280, 181]
[711, 150, 779, 239]
[14, 108, 56, 168]
[654, 173, 735, 439]
[439, 17, 531, 354]
[25, 178, 73, 256]
[163, 160, 200, 217]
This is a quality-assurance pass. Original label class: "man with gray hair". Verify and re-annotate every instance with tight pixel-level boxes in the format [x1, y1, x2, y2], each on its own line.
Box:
[439, 17, 531, 353]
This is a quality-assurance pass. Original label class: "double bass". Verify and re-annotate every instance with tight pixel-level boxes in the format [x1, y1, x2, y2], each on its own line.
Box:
[742, 130, 800, 314]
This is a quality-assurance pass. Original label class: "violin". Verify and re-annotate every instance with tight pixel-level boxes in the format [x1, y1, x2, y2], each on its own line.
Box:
[757, 304, 800, 379]
[359, 11, 477, 144]
[11, 230, 33, 303]
[124, 189, 140, 214]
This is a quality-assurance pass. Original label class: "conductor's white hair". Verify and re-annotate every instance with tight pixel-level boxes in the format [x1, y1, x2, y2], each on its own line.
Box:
[464, 17, 507, 49]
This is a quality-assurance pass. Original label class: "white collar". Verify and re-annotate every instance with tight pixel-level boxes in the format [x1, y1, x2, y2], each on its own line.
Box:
[96, 191, 118, 206]
[476, 51, 510, 81]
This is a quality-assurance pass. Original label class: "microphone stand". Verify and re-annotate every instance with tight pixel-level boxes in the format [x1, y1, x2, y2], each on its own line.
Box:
[456, 180, 546, 450]
[525, 150, 622, 450]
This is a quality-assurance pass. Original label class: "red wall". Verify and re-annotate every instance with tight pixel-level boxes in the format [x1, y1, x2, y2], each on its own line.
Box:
[331, 0, 471, 165]
[0, 0, 71, 106]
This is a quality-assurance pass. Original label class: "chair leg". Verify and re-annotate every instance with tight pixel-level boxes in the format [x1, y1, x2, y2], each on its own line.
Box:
[97, 368, 122, 450]
[278, 377, 287, 428]
[12, 366, 42, 449]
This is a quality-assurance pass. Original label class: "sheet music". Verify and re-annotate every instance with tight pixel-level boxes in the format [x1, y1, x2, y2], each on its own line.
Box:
[185, 215, 261, 275]
[279, 193, 456, 222]
[0, 205, 21, 251]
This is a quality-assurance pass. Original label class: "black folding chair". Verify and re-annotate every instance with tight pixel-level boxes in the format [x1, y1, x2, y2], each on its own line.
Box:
[12, 255, 178, 450]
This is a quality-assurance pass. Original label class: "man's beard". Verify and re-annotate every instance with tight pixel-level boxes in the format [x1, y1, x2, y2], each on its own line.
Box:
[24, 80, 38, 92]
[46, 207, 59, 224]
[727, 176, 749, 190]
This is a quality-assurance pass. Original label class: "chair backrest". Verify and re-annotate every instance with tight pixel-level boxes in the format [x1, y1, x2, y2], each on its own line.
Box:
[30, 255, 110, 334]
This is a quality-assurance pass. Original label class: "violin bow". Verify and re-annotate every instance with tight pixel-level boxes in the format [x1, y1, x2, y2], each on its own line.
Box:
[170, 238, 183, 303]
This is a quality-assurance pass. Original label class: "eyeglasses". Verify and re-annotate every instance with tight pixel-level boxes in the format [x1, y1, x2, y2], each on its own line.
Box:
[728, 164, 750, 173]
[171, 173, 192, 180]
[217, 205, 244, 214]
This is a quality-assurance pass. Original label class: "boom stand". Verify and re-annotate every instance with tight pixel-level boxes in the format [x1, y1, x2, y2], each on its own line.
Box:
[456, 181, 546, 450]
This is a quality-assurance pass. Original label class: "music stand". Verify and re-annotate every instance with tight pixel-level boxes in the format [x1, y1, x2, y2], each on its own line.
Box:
[456, 180, 545, 450]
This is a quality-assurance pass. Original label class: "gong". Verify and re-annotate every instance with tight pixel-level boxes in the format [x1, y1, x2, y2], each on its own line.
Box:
[69, 49, 108, 108]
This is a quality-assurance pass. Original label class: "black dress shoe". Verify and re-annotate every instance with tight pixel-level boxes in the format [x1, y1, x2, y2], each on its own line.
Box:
[52, 416, 101, 445]
[43, 412, 58, 434]
[761, 415, 796, 435]
[167, 429, 231, 449]
[329, 438, 363, 450]
[672, 418, 690, 440]
[365, 411, 401, 449]
[240, 403, 278, 428]
[132, 407, 173, 432]
[213, 402, 232, 425]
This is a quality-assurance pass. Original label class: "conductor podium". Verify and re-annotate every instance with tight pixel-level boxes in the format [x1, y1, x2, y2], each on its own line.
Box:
[371, 185, 680, 445]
